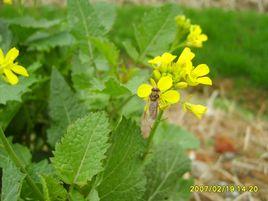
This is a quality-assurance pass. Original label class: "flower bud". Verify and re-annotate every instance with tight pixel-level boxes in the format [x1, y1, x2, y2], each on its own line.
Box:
[153, 70, 161, 80]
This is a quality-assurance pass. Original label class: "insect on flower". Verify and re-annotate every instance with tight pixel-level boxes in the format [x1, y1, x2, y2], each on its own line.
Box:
[137, 76, 180, 120]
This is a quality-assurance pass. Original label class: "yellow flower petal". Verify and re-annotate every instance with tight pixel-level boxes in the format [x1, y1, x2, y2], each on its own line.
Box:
[5, 47, 19, 63]
[161, 53, 176, 64]
[200, 34, 208, 42]
[3, 69, 18, 85]
[3, 0, 12, 4]
[11, 65, 29, 77]
[177, 47, 195, 65]
[175, 82, 188, 89]
[150, 78, 157, 87]
[197, 77, 212, 85]
[192, 64, 210, 77]
[137, 84, 152, 98]
[157, 76, 172, 92]
[0, 49, 4, 61]
[184, 102, 207, 119]
[148, 56, 161, 65]
[161, 90, 180, 103]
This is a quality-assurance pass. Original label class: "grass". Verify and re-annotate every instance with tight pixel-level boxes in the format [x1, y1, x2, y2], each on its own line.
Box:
[111, 4, 268, 89]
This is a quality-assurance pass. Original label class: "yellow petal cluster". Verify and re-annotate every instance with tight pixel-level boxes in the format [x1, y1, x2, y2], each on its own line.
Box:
[137, 76, 180, 110]
[136, 47, 212, 119]
[0, 47, 29, 85]
[174, 15, 207, 49]
[186, 25, 208, 48]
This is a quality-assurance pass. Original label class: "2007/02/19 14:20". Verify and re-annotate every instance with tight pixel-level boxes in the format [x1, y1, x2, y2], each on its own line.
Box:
[190, 185, 259, 193]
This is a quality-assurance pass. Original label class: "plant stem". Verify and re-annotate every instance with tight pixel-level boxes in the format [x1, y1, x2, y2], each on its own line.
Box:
[143, 110, 164, 159]
[0, 127, 44, 201]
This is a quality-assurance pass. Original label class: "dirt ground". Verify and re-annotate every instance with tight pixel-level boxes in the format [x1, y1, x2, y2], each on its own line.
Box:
[166, 79, 268, 201]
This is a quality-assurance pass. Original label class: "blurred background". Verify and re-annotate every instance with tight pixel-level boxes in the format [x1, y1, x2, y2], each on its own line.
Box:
[1, 0, 268, 200]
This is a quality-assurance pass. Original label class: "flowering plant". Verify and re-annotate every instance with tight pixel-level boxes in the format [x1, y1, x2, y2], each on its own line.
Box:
[0, 2, 210, 201]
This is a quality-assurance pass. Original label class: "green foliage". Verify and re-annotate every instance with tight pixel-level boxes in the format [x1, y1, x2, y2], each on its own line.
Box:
[40, 175, 67, 201]
[143, 142, 191, 201]
[1, 159, 25, 201]
[154, 122, 200, 150]
[0, 76, 37, 105]
[0, 2, 202, 201]
[98, 118, 146, 201]
[51, 112, 110, 186]
[47, 68, 87, 146]
[25, 31, 75, 51]
[125, 4, 180, 63]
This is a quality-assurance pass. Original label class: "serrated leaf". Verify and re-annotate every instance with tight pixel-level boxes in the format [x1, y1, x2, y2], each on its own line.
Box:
[0, 76, 37, 105]
[154, 122, 200, 150]
[134, 4, 179, 61]
[47, 68, 87, 147]
[2, 16, 61, 28]
[143, 142, 190, 201]
[1, 159, 26, 201]
[101, 78, 131, 96]
[98, 117, 146, 201]
[90, 37, 119, 69]
[67, 0, 105, 39]
[26, 31, 75, 51]
[40, 175, 67, 201]
[51, 112, 110, 186]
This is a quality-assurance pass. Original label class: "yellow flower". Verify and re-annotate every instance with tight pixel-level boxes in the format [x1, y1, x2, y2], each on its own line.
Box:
[175, 15, 191, 30]
[173, 47, 195, 80]
[148, 52, 176, 72]
[186, 64, 212, 86]
[183, 102, 207, 119]
[186, 25, 208, 48]
[137, 76, 180, 109]
[0, 47, 29, 85]
[3, 0, 12, 4]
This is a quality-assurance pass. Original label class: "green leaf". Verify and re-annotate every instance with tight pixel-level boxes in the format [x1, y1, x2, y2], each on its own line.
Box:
[90, 37, 119, 69]
[51, 112, 110, 186]
[47, 68, 87, 147]
[98, 117, 146, 201]
[40, 175, 67, 201]
[0, 76, 37, 105]
[143, 142, 190, 201]
[2, 16, 61, 28]
[0, 138, 32, 168]
[134, 4, 179, 61]
[101, 78, 131, 96]
[67, 0, 105, 39]
[123, 41, 139, 62]
[70, 190, 86, 201]
[1, 159, 26, 201]
[92, 2, 116, 33]
[25, 31, 75, 51]
[0, 20, 12, 52]
[154, 122, 200, 150]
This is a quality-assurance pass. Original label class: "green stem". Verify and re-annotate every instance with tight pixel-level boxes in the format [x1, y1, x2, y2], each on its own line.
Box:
[143, 110, 164, 159]
[0, 127, 44, 201]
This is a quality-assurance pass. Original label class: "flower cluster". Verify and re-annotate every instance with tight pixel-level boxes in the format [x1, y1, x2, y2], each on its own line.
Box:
[175, 15, 207, 48]
[137, 47, 212, 119]
[0, 47, 29, 85]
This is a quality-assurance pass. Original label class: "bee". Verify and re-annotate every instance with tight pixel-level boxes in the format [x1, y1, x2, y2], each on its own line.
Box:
[141, 87, 161, 138]
[148, 87, 160, 120]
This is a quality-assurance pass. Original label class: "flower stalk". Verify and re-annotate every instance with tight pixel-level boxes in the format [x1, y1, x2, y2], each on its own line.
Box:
[143, 110, 164, 159]
[0, 127, 44, 201]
